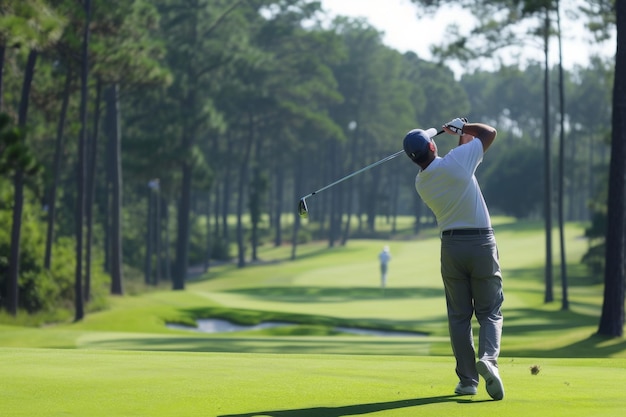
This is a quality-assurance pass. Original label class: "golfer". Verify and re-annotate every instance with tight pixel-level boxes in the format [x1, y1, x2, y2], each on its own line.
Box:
[378, 245, 391, 289]
[403, 118, 505, 400]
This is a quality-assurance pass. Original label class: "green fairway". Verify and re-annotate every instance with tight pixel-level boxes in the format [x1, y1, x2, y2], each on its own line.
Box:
[2, 219, 625, 416]
[1, 220, 614, 358]
[1, 348, 625, 417]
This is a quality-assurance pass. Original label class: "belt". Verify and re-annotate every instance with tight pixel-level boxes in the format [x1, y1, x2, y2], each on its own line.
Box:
[441, 228, 493, 236]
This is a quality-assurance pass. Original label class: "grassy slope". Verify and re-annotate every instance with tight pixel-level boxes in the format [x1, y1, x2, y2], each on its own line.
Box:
[2, 219, 626, 416]
[1, 219, 624, 358]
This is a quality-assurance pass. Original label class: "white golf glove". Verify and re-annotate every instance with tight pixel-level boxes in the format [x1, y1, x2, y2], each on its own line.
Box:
[444, 117, 467, 135]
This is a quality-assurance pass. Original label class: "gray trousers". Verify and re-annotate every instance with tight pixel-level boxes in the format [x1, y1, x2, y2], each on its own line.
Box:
[440, 232, 503, 387]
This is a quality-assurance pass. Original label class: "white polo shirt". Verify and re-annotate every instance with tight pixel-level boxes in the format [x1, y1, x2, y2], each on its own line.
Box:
[415, 139, 491, 232]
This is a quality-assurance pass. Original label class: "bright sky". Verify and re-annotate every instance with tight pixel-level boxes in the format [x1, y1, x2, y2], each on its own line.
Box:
[319, 0, 616, 74]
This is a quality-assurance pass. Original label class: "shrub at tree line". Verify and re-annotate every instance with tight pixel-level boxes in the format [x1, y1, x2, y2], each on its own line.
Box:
[0, 182, 109, 314]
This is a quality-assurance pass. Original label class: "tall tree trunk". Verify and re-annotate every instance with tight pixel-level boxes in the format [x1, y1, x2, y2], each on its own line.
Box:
[391, 177, 399, 235]
[145, 182, 155, 284]
[273, 167, 284, 247]
[251, 213, 258, 261]
[236, 115, 254, 267]
[542, 9, 554, 303]
[44, 67, 72, 269]
[173, 76, 198, 288]
[8, 172, 24, 316]
[341, 127, 357, 246]
[249, 138, 264, 262]
[368, 169, 383, 233]
[236, 178, 246, 267]
[164, 198, 171, 281]
[75, 0, 91, 321]
[103, 158, 110, 274]
[222, 138, 233, 242]
[213, 182, 221, 248]
[291, 156, 303, 261]
[84, 78, 102, 301]
[327, 142, 338, 248]
[556, 0, 568, 310]
[155, 187, 162, 282]
[598, 0, 625, 337]
[0, 46, 5, 110]
[105, 84, 123, 295]
[174, 159, 192, 288]
[250, 171, 259, 262]
[204, 192, 211, 271]
[341, 186, 353, 246]
[7, 49, 37, 316]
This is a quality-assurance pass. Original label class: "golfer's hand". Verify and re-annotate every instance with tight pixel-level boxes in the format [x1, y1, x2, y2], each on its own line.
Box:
[443, 118, 467, 135]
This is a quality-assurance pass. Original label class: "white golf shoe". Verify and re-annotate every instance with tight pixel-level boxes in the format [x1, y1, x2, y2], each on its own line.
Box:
[454, 382, 477, 395]
[476, 360, 505, 400]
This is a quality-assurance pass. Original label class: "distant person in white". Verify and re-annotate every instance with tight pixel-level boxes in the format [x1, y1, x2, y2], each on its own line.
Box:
[378, 245, 391, 289]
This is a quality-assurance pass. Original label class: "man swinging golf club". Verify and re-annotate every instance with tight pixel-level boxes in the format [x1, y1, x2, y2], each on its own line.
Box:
[403, 118, 505, 400]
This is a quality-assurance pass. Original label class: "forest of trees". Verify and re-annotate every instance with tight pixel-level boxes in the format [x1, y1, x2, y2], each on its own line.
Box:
[0, 0, 623, 334]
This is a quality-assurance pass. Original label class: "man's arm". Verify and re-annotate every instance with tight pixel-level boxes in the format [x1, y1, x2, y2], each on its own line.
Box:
[458, 132, 473, 146]
[463, 123, 497, 152]
[443, 119, 497, 152]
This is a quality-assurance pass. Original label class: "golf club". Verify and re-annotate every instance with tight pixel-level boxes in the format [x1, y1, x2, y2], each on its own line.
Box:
[298, 128, 444, 218]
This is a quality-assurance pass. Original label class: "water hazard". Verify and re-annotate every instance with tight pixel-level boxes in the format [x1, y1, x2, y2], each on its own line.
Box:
[167, 318, 423, 337]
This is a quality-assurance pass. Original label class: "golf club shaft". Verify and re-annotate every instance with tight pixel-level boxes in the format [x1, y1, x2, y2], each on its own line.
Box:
[300, 129, 444, 200]
[301, 150, 404, 200]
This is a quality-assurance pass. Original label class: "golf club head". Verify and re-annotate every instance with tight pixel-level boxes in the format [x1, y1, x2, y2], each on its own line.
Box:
[298, 198, 309, 218]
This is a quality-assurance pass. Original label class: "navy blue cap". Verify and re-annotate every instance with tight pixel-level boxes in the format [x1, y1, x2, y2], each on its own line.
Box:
[403, 128, 437, 164]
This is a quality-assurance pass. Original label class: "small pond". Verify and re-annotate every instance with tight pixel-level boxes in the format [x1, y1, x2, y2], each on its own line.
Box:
[167, 318, 423, 337]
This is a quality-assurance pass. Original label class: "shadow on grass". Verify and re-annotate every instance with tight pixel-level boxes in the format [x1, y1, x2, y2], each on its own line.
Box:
[551, 333, 626, 357]
[224, 286, 443, 302]
[504, 306, 598, 335]
[504, 266, 600, 287]
[504, 331, 626, 358]
[218, 395, 487, 417]
[82, 335, 434, 355]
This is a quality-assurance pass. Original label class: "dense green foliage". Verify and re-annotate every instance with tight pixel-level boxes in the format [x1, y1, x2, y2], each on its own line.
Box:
[0, 1, 615, 316]
[0, 178, 110, 314]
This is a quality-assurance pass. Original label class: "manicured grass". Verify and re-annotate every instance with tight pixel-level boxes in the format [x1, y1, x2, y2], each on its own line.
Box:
[1, 219, 625, 416]
[0, 220, 608, 357]
[1, 348, 625, 417]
